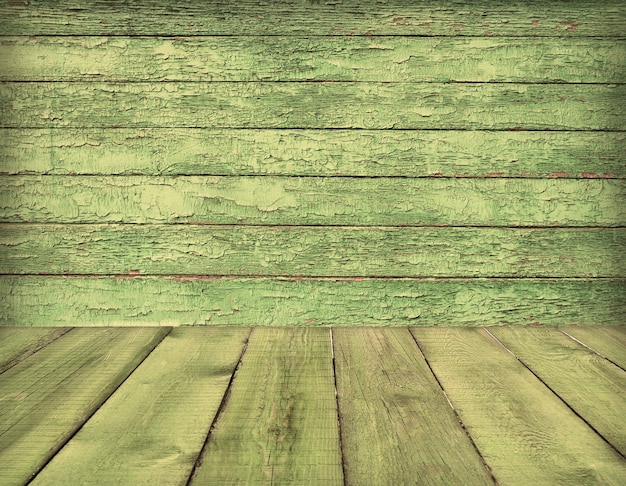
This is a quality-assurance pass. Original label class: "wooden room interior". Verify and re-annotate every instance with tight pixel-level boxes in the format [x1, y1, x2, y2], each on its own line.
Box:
[0, 1, 625, 484]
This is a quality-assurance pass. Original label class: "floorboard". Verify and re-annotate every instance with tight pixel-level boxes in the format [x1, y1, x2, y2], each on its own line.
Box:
[0, 327, 169, 485]
[30, 327, 248, 485]
[333, 327, 494, 485]
[189, 327, 343, 485]
[562, 326, 626, 370]
[0, 327, 69, 374]
[490, 327, 626, 457]
[410, 327, 626, 485]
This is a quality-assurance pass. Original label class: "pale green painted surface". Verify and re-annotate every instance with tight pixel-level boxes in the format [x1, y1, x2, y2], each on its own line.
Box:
[0, 0, 623, 328]
[1, 277, 624, 327]
[2, 176, 624, 226]
[1, 0, 624, 37]
[1, 224, 624, 277]
[2, 82, 624, 130]
[2, 37, 624, 83]
[1, 128, 624, 178]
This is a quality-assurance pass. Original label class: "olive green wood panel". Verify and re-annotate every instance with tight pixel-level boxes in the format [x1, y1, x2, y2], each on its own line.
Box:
[2, 37, 624, 83]
[0, 327, 69, 374]
[1, 277, 623, 327]
[2, 224, 623, 277]
[31, 327, 249, 486]
[1, 128, 624, 178]
[1, 0, 624, 37]
[490, 327, 626, 456]
[333, 327, 493, 485]
[190, 327, 343, 484]
[562, 327, 626, 370]
[2, 176, 623, 226]
[0, 327, 170, 485]
[411, 328, 626, 485]
[2, 82, 624, 130]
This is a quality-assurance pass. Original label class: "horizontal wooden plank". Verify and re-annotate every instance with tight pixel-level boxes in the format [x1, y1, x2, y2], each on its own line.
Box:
[1, 276, 624, 327]
[1, 36, 623, 83]
[1, 176, 623, 226]
[334, 327, 493, 484]
[1, 82, 624, 130]
[1, 0, 624, 36]
[562, 327, 626, 370]
[0, 327, 170, 485]
[0, 327, 68, 373]
[190, 328, 343, 484]
[31, 327, 249, 486]
[2, 225, 623, 278]
[2, 128, 624, 178]
[490, 327, 626, 457]
[411, 328, 626, 484]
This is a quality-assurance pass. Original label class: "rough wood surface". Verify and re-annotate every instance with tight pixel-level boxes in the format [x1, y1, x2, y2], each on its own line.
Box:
[2, 82, 624, 130]
[30, 327, 249, 486]
[2, 224, 624, 278]
[562, 327, 626, 370]
[333, 327, 493, 485]
[0, 327, 170, 485]
[411, 327, 626, 485]
[2, 36, 624, 83]
[490, 327, 626, 457]
[0, 327, 69, 374]
[1, 128, 624, 178]
[190, 327, 343, 484]
[1, 0, 624, 37]
[1, 276, 623, 327]
[2, 176, 623, 226]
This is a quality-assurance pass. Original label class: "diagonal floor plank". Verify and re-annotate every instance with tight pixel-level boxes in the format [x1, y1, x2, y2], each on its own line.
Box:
[411, 327, 626, 485]
[0, 327, 69, 374]
[489, 327, 626, 457]
[0, 327, 169, 485]
[30, 327, 249, 486]
[189, 327, 343, 485]
[333, 327, 494, 485]
[561, 326, 626, 370]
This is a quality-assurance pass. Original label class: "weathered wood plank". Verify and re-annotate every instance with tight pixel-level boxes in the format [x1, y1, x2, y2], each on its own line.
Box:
[411, 328, 626, 484]
[2, 128, 623, 178]
[30, 327, 249, 486]
[562, 327, 626, 370]
[0, 327, 170, 485]
[2, 176, 623, 226]
[2, 82, 624, 130]
[189, 327, 343, 484]
[2, 36, 624, 83]
[1, 276, 623, 327]
[0, 327, 69, 374]
[489, 327, 626, 457]
[2, 224, 623, 278]
[333, 327, 493, 484]
[1, 0, 624, 37]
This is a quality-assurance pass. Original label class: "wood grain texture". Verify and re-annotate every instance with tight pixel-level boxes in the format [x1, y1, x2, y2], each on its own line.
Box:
[2, 176, 623, 226]
[2, 224, 624, 277]
[2, 36, 624, 83]
[190, 327, 343, 485]
[562, 327, 626, 370]
[31, 327, 249, 486]
[2, 128, 624, 178]
[411, 328, 626, 485]
[490, 327, 626, 456]
[2, 82, 624, 130]
[1, 0, 624, 36]
[1, 276, 623, 327]
[0, 327, 170, 485]
[333, 327, 493, 485]
[0, 327, 69, 374]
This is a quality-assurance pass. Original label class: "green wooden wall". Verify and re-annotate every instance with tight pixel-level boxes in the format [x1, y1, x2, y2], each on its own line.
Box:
[0, 0, 624, 327]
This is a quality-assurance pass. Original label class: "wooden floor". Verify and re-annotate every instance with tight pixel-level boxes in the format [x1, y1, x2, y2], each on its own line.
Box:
[1, 326, 625, 485]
